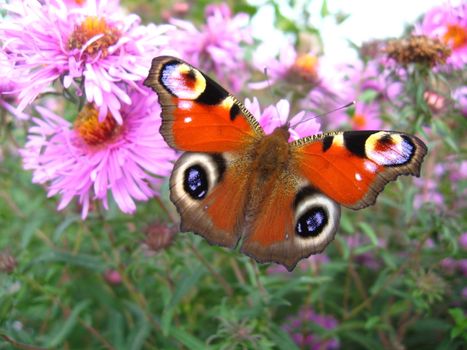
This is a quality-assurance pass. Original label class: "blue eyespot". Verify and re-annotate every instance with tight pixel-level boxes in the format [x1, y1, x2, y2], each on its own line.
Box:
[183, 165, 208, 200]
[296, 207, 327, 238]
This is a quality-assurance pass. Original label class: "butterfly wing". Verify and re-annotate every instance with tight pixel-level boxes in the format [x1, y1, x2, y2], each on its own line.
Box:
[144, 56, 262, 248]
[241, 176, 341, 271]
[144, 56, 263, 152]
[291, 130, 428, 209]
[241, 130, 427, 271]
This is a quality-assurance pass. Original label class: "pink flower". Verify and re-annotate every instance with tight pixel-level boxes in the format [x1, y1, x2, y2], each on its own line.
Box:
[0, 0, 171, 122]
[350, 102, 382, 131]
[417, 4, 467, 69]
[283, 308, 340, 350]
[0, 48, 28, 119]
[458, 259, 467, 277]
[459, 233, 467, 250]
[250, 42, 329, 91]
[104, 269, 122, 285]
[169, 3, 251, 92]
[452, 86, 467, 117]
[413, 178, 445, 211]
[244, 97, 321, 141]
[20, 89, 176, 219]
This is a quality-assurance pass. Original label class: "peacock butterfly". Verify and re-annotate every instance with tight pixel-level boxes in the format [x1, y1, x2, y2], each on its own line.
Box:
[143, 56, 427, 271]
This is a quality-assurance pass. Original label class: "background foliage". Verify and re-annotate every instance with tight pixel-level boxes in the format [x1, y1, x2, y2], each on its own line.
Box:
[1, 0, 466, 349]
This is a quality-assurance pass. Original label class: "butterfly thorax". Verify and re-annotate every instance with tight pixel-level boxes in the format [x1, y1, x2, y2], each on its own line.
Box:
[251, 126, 291, 180]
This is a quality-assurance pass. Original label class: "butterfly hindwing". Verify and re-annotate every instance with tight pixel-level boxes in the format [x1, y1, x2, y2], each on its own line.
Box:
[170, 151, 251, 248]
[144, 56, 263, 152]
[291, 130, 428, 209]
[241, 177, 341, 271]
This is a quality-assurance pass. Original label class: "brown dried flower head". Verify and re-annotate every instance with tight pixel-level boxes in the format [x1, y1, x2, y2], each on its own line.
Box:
[141, 222, 175, 256]
[0, 250, 17, 274]
[385, 35, 452, 67]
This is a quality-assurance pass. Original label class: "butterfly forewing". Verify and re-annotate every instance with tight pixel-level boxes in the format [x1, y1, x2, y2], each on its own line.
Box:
[144, 56, 264, 152]
[291, 130, 428, 209]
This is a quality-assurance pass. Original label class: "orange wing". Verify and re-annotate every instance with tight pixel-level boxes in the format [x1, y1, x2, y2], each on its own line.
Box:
[240, 179, 341, 271]
[291, 130, 428, 209]
[144, 56, 263, 152]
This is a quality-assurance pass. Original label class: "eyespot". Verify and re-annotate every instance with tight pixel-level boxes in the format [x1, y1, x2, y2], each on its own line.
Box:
[171, 153, 226, 203]
[183, 164, 208, 199]
[296, 207, 328, 238]
[293, 186, 340, 250]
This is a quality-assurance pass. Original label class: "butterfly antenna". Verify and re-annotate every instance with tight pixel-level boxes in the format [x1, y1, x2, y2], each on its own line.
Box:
[291, 100, 356, 129]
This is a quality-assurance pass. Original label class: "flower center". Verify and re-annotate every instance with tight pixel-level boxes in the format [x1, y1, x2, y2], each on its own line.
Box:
[68, 16, 120, 58]
[352, 114, 367, 128]
[290, 54, 319, 82]
[74, 104, 122, 146]
[442, 24, 466, 49]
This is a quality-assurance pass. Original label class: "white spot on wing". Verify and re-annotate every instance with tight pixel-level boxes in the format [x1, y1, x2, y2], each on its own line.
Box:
[184, 116, 192, 123]
[355, 173, 362, 181]
[179, 101, 192, 110]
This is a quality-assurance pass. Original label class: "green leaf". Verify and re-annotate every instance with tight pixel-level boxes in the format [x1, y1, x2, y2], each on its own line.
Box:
[46, 300, 91, 348]
[27, 251, 106, 272]
[320, 0, 329, 17]
[53, 215, 80, 242]
[268, 324, 300, 350]
[169, 327, 207, 350]
[358, 222, 378, 246]
[161, 266, 205, 336]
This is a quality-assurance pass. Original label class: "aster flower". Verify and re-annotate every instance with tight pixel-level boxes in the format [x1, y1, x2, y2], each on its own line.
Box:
[20, 89, 176, 219]
[0, 48, 28, 119]
[250, 42, 325, 90]
[169, 3, 252, 92]
[417, 4, 467, 69]
[244, 97, 321, 141]
[282, 308, 340, 350]
[350, 102, 382, 131]
[452, 86, 467, 117]
[0, 0, 171, 122]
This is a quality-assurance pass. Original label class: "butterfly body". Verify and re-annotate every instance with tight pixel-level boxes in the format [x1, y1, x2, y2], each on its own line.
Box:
[144, 56, 427, 271]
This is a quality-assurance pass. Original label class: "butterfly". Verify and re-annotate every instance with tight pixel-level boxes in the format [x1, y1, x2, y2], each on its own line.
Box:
[143, 56, 427, 271]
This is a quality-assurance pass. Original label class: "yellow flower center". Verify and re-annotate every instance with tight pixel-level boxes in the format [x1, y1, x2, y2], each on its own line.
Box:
[290, 54, 319, 82]
[68, 17, 120, 58]
[352, 114, 367, 128]
[74, 104, 122, 147]
[442, 24, 466, 49]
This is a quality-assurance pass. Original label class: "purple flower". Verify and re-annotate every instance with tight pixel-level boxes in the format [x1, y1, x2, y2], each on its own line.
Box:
[245, 97, 321, 141]
[344, 233, 385, 270]
[452, 86, 467, 117]
[250, 42, 321, 88]
[0, 0, 171, 122]
[413, 178, 445, 211]
[0, 48, 28, 119]
[459, 233, 467, 250]
[20, 89, 176, 218]
[417, 4, 467, 69]
[440, 257, 457, 275]
[350, 102, 382, 131]
[169, 3, 251, 92]
[283, 307, 340, 350]
[462, 287, 467, 300]
[458, 259, 467, 277]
